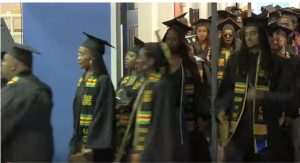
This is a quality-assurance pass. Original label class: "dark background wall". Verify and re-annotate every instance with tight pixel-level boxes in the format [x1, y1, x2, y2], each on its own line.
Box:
[22, 3, 111, 161]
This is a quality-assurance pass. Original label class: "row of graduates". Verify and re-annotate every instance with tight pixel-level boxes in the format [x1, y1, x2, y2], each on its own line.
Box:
[113, 7, 300, 163]
[190, 6, 300, 162]
[1, 5, 300, 163]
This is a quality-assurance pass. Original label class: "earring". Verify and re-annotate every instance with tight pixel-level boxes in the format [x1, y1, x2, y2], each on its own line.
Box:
[89, 60, 94, 67]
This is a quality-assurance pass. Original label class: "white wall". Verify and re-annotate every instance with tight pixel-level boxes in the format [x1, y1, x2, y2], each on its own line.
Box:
[136, 3, 173, 42]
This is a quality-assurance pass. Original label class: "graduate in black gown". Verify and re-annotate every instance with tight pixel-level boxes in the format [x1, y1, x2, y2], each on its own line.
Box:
[69, 32, 116, 162]
[115, 37, 145, 159]
[142, 14, 211, 162]
[291, 21, 300, 162]
[1, 43, 54, 162]
[217, 18, 242, 87]
[123, 42, 169, 162]
[1, 18, 14, 88]
[268, 21, 299, 161]
[191, 18, 212, 61]
[191, 18, 212, 91]
[269, 20, 300, 162]
[215, 16, 294, 162]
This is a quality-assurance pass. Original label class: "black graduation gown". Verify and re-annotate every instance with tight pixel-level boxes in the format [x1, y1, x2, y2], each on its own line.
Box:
[215, 53, 295, 162]
[192, 40, 211, 61]
[281, 53, 300, 118]
[115, 75, 144, 157]
[70, 74, 116, 162]
[142, 67, 211, 162]
[1, 72, 54, 162]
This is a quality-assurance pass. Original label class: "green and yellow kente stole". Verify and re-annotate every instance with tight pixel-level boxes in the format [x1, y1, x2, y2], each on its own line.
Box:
[7, 76, 20, 85]
[227, 54, 269, 153]
[131, 72, 161, 162]
[77, 75, 98, 149]
[217, 48, 232, 86]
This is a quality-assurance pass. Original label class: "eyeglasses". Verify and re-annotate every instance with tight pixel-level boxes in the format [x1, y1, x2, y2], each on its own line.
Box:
[222, 33, 233, 38]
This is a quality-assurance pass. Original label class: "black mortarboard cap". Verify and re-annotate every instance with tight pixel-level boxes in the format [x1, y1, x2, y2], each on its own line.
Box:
[1, 18, 14, 56]
[81, 32, 115, 55]
[261, 5, 276, 14]
[192, 18, 211, 27]
[6, 43, 40, 68]
[291, 7, 300, 14]
[243, 16, 268, 27]
[134, 37, 144, 47]
[268, 22, 293, 37]
[162, 13, 192, 36]
[217, 10, 236, 22]
[279, 8, 300, 17]
[218, 18, 241, 31]
[225, 6, 242, 16]
[268, 11, 282, 24]
[274, 5, 282, 11]
[269, 11, 281, 18]
[130, 37, 144, 55]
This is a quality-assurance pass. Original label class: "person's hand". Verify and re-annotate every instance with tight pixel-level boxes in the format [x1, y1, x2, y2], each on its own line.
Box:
[81, 148, 92, 154]
[217, 111, 227, 124]
[247, 86, 256, 100]
[279, 112, 285, 126]
[247, 86, 265, 100]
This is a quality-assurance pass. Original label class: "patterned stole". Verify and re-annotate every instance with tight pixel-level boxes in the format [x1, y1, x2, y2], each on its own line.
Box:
[7, 76, 20, 85]
[183, 69, 197, 132]
[115, 76, 145, 152]
[77, 75, 98, 150]
[217, 48, 232, 86]
[227, 54, 270, 153]
[131, 72, 161, 162]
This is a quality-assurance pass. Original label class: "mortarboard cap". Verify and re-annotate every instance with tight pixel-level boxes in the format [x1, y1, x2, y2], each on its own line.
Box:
[218, 18, 241, 31]
[81, 32, 115, 55]
[261, 5, 276, 14]
[225, 6, 242, 16]
[274, 5, 282, 11]
[175, 12, 188, 19]
[134, 37, 144, 47]
[269, 11, 281, 18]
[162, 13, 192, 36]
[1, 18, 14, 56]
[6, 43, 40, 68]
[279, 8, 300, 17]
[192, 18, 211, 27]
[217, 10, 236, 22]
[268, 22, 293, 37]
[243, 16, 268, 27]
[130, 37, 144, 55]
[291, 7, 300, 14]
[268, 11, 282, 24]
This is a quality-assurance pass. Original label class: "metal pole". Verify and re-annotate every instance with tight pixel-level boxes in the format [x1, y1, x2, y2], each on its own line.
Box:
[248, 3, 252, 17]
[115, 3, 122, 83]
[210, 2, 218, 162]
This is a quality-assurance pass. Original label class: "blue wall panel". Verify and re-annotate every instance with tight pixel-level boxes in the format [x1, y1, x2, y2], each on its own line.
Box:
[22, 3, 111, 161]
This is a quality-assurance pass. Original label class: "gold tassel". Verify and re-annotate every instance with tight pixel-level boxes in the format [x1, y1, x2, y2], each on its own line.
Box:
[219, 120, 229, 147]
